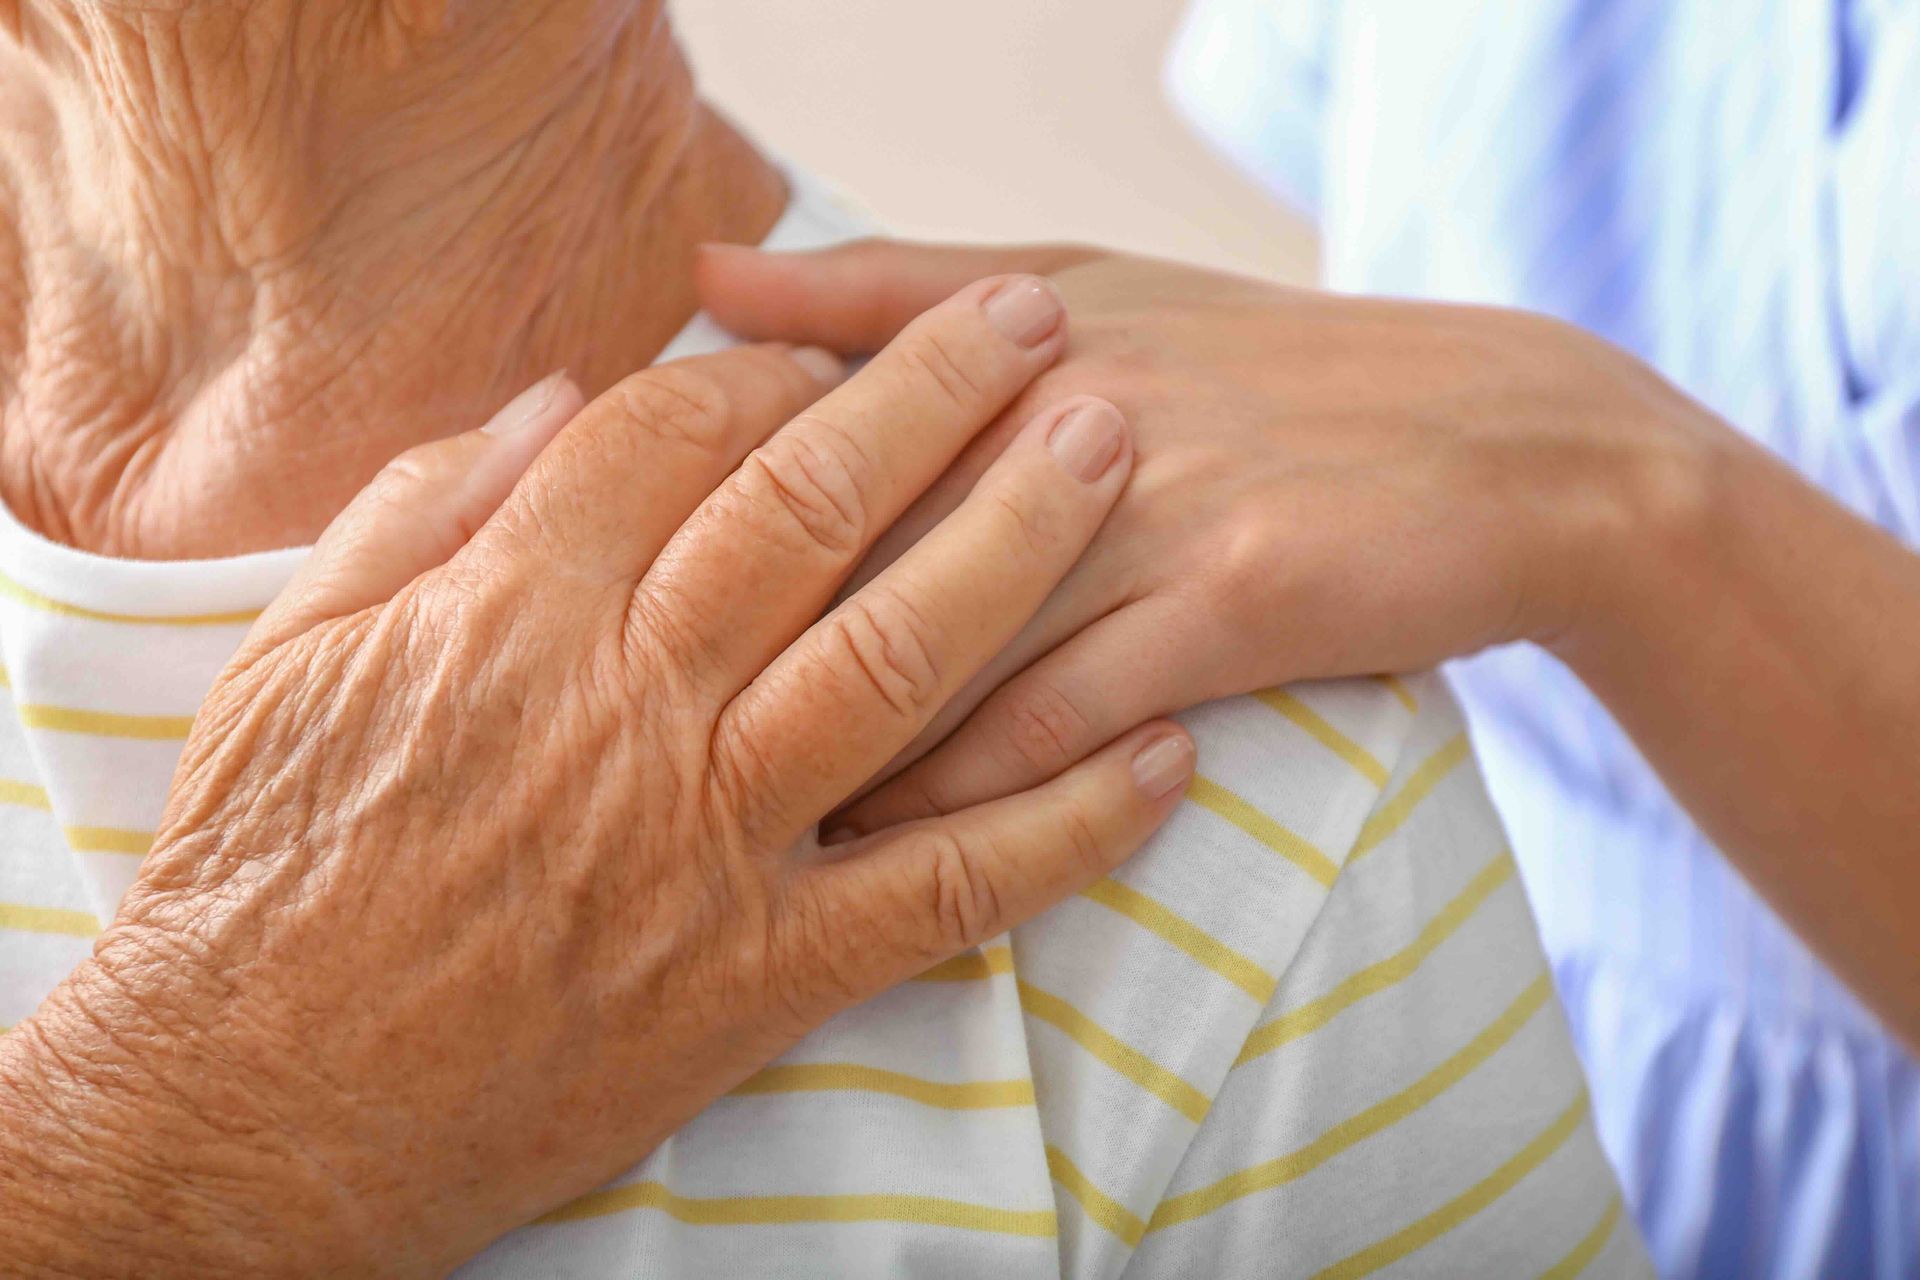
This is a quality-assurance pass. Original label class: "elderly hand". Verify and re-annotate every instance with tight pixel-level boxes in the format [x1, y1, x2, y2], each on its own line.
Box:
[0, 277, 1194, 1278]
[698, 240, 1714, 830]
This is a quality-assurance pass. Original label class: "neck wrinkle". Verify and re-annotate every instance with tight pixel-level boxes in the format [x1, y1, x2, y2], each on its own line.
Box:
[0, 3, 787, 560]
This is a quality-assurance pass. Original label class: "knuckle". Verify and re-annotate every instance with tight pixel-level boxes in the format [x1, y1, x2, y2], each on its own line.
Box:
[1055, 801, 1113, 878]
[707, 718, 789, 845]
[999, 682, 1090, 776]
[770, 891, 866, 1024]
[922, 830, 1006, 948]
[986, 488, 1060, 562]
[746, 420, 870, 556]
[829, 589, 944, 719]
[605, 367, 734, 457]
[898, 329, 988, 410]
[370, 441, 449, 500]
[1214, 501, 1283, 594]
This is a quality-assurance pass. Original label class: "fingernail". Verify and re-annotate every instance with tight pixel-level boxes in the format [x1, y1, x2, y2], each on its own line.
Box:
[1048, 400, 1126, 482]
[983, 276, 1064, 348]
[482, 371, 572, 438]
[1132, 733, 1196, 800]
[789, 345, 846, 384]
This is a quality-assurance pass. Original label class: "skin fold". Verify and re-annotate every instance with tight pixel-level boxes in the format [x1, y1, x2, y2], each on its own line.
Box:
[0, 0, 785, 557]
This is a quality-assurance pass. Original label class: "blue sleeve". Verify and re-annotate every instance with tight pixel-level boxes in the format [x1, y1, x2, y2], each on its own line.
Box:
[1163, 0, 1334, 219]
[1830, 1, 1920, 535]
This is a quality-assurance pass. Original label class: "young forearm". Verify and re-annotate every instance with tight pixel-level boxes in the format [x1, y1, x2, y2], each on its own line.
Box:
[1559, 418, 1920, 1045]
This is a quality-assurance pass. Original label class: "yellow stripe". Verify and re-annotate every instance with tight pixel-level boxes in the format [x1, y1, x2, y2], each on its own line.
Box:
[1149, 974, 1554, 1232]
[1350, 735, 1471, 861]
[732, 1064, 1034, 1111]
[1186, 776, 1341, 889]
[1046, 1145, 1147, 1247]
[1372, 674, 1418, 713]
[539, 1183, 1057, 1236]
[0, 665, 10, 690]
[0, 779, 51, 810]
[64, 826, 153, 856]
[1539, 1193, 1625, 1280]
[1236, 852, 1516, 1066]
[18, 704, 195, 740]
[913, 945, 1014, 983]
[1017, 980, 1212, 1123]
[0, 783, 154, 855]
[1082, 879, 1276, 1003]
[0, 900, 100, 938]
[1310, 1092, 1591, 1280]
[1254, 689, 1390, 788]
[0, 569, 262, 628]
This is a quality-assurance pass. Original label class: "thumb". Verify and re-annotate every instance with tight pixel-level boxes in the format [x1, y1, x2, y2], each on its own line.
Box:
[696, 238, 1102, 355]
[246, 372, 584, 653]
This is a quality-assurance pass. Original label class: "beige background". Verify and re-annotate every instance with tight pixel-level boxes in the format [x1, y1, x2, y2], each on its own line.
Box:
[673, 0, 1318, 284]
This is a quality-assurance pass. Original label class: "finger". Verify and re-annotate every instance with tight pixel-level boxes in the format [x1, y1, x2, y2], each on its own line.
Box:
[833, 409, 1015, 604]
[245, 372, 584, 654]
[837, 545, 1124, 802]
[835, 596, 1207, 835]
[714, 397, 1132, 842]
[484, 343, 843, 579]
[784, 723, 1196, 998]
[696, 238, 1102, 354]
[639, 274, 1068, 692]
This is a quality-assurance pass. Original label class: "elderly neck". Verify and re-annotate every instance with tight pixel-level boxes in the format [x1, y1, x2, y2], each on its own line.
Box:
[0, 1, 785, 558]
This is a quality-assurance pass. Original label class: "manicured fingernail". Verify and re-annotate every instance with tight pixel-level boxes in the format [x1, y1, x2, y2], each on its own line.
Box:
[983, 276, 1064, 348]
[1048, 400, 1126, 482]
[789, 345, 846, 384]
[1132, 733, 1196, 800]
[482, 371, 572, 438]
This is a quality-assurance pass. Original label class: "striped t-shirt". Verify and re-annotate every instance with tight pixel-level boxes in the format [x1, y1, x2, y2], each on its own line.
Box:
[0, 179, 1650, 1278]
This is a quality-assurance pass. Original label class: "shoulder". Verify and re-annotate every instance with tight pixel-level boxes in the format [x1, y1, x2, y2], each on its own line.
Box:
[1009, 676, 1648, 1273]
[1126, 676, 1649, 1276]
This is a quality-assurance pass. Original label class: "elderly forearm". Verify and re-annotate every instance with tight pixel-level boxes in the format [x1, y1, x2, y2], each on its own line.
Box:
[1557, 416, 1920, 1046]
[0, 964, 332, 1280]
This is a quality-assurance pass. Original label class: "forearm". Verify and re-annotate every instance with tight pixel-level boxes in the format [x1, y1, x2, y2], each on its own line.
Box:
[1557, 416, 1920, 1045]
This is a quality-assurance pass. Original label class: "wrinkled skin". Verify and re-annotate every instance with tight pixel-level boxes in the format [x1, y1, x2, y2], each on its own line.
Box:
[0, 0, 785, 558]
[0, 278, 1193, 1278]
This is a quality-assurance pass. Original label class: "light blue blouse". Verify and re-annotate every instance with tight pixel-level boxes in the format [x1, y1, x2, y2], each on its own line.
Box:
[1168, 1, 1920, 1277]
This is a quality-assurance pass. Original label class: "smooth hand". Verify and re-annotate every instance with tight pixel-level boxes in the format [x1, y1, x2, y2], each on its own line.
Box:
[698, 240, 1719, 832]
[0, 278, 1195, 1278]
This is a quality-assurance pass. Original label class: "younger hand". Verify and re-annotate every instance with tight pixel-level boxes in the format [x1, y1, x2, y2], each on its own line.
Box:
[699, 240, 1712, 831]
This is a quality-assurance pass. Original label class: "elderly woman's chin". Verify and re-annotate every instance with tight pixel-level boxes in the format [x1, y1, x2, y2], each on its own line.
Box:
[0, 0, 784, 561]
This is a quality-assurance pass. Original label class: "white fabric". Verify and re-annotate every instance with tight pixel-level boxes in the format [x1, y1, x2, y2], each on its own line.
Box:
[0, 175, 1646, 1278]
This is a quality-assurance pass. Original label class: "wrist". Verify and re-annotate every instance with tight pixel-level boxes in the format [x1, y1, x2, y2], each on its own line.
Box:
[1542, 370, 1735, 675]
[0, 945, 366, 1278]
